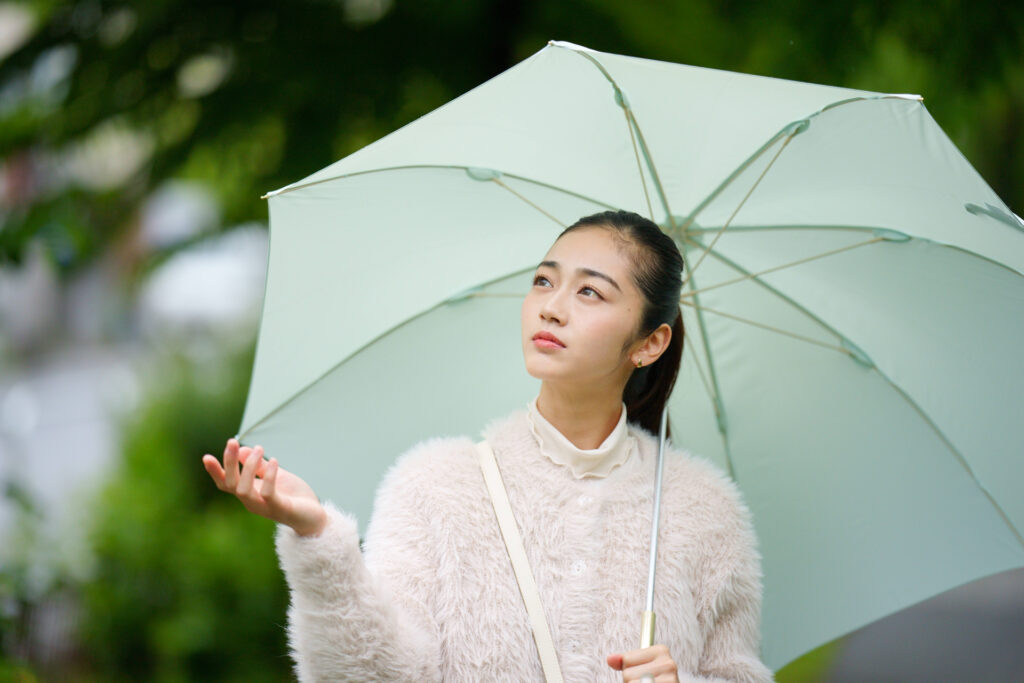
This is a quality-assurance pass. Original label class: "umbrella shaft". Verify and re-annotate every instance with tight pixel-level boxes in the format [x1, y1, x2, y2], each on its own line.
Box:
[645, 406, 669, 611]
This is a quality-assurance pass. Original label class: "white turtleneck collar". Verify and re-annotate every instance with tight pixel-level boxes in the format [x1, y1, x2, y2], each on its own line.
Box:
[526, 397, 635, 479]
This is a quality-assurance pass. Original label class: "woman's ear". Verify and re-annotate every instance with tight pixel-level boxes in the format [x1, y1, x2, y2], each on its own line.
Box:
[632, 322, 672, 366]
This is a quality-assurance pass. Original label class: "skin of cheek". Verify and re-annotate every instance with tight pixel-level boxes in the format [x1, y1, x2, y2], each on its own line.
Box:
[521, 295, 641, 384]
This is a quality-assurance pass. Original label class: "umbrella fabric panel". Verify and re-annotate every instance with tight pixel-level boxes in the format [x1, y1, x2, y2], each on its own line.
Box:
[687, 228, 1024, 531]
[685, 98, 1022, 275]
[243, 168, 603, 435]
[276, 43, 874, 227]
[241, 271, 538, 526]
[672, 255, 1024, 668]
[276, 45, 657, 214]
[590, 42, 873, 222]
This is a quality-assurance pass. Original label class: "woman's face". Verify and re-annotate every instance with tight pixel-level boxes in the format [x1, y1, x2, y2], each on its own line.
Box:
[521, 227, 647, 388]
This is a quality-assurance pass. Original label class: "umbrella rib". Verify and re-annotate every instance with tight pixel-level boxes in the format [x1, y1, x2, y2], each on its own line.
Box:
[672, 124, 799, 242]
[681, 236, 884, 299]
[673, 95, 923, 236]
[624, 106, 676, 230]
[882, 381, 1024, 550]
[679, 238, 1024, 549]
[683, 226, 1024, 283]
[260, 164, 617, 212]
[678, 299, 849, 355]
[563, 48, 677, 230]
[683, 133, 795, 287]
[623, 106, 655, 221]
[490, 177, 568, 227]
[681, 324, 720, 412]
[685, 224, 877, 234]
[681, 234, 863, 342]
[679, 249, 736, 479]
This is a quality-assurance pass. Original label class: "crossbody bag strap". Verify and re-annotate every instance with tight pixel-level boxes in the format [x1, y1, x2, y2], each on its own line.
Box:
[476, 440, 565, 683]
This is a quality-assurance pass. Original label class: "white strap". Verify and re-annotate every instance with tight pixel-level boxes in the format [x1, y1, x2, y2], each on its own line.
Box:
[477, 441, 565, 683]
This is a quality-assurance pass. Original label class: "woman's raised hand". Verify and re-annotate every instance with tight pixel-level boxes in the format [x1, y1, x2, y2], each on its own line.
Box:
[202, 439, 328, 537]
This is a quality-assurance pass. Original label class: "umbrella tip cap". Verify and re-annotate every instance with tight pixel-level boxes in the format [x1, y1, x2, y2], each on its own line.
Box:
[466, 167, 502, 182]
[872, 228, 911, 242]
[784, 118, 811, 137]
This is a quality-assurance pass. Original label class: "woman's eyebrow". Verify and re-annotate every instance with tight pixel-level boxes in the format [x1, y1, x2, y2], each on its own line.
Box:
[537, 260, 621, 292]
[580, 267, 621, 292]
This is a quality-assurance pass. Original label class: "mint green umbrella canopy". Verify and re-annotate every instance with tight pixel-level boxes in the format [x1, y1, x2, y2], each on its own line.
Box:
[238, 41, 1024, 669]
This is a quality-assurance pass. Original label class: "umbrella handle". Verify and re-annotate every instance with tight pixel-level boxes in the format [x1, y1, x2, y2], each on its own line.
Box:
[639, 608, 656, 682]
[638, 606, 655, 679]
[640, 609, 655, 648]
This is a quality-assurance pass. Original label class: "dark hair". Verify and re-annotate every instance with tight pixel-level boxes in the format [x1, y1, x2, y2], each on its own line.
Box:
[558, 210, 684, 436]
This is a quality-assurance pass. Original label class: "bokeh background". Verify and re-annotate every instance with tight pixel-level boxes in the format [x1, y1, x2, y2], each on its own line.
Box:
[1, 1, 1021, 681]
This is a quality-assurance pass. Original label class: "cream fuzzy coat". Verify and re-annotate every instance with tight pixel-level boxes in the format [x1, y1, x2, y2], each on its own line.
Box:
[275, 410, 773, 682]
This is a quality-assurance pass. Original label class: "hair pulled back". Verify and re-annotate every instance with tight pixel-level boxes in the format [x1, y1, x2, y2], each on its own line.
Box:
[559, 210, 684, 436]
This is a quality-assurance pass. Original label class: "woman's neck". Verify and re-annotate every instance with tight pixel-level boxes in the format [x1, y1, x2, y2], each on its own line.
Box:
[535, 382, 624, 450]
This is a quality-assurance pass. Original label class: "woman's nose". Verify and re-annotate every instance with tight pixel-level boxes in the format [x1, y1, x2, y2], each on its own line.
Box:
[539, 288, 567, 324]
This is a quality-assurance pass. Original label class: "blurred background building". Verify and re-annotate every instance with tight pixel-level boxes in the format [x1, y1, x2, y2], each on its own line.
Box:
[0, 1, 1021, 680]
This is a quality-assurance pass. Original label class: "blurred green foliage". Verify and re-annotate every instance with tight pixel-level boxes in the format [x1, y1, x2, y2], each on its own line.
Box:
[0, 660, 39, 682]
[1, 0, 1021, 274]
[775, 639, 842, 681]
[78, 345, 293, 682]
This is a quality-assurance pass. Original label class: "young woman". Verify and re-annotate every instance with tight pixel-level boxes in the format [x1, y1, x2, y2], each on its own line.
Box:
[203, 210, 773, 682]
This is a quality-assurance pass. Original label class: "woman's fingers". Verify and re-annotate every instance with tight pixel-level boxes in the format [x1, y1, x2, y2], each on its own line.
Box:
[262, 458, 279, 502]
[204, 440, 327, 534]
[202, 454, 226, 488]
[609, 645, 677, 683]
[223, 439, 240, 489]
[237, 445, 263, 497]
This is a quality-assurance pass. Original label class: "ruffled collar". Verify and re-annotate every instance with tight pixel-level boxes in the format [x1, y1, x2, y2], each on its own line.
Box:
[526, 397, 635, 479]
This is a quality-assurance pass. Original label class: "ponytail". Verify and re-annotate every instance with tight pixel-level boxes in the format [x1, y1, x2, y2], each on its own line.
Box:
[623, 310, 684, 436]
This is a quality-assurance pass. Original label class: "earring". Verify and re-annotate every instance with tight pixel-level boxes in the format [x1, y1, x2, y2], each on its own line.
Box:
[635, 358, 643, 368]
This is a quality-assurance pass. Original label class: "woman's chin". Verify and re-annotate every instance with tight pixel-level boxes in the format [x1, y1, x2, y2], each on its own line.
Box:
[522, 356, 566, 382]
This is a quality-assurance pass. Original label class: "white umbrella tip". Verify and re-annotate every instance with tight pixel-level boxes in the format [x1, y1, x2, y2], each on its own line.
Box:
[547, 40, 595, 53]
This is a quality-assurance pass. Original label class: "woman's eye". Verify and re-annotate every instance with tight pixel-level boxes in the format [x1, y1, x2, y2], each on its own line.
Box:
[533, 275, 551, 287]
[579, 286, 602, 299]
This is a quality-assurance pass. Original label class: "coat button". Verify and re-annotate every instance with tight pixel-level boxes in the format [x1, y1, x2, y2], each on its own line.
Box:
[571, 559, 586, 575]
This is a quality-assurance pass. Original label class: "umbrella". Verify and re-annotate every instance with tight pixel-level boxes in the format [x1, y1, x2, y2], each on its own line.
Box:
[237, 40, 1024, 669]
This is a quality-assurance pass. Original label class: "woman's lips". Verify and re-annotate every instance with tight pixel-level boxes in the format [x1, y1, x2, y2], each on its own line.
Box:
[532, 331, 565, 349]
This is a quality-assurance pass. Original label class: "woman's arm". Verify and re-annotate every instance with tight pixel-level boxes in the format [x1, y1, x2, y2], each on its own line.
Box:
[275, 504, 442, 682]
[204, 439, 443, 682]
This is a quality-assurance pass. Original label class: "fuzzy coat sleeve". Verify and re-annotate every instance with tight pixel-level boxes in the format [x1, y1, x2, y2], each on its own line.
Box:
[275, 442, 450, 682]
[686, 464, 774, 683]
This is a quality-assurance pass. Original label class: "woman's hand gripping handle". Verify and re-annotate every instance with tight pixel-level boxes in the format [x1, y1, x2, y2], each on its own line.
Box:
[607, 644, 679, 682]
[202, 438, 328, 537]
